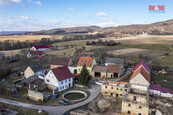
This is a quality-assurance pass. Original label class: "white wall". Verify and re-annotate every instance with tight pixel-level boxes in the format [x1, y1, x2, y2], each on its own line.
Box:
[130, 84, 148, 90]
[68, 66, 77, 74]
[45, 70, 59, 87]
[149, 89, 173, 98]
[130, 73, 150, 86]
[58, 78, 73, 92]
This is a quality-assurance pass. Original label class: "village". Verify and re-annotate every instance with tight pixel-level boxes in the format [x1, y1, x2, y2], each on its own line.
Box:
[0, 44, 173, 115]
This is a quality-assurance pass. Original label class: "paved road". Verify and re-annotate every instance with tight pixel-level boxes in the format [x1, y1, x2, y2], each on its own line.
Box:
[0, 84, 101, 115]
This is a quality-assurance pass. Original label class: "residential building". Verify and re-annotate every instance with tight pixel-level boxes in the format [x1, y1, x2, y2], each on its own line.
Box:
[105, 58, 125, 68]
[102, 81, 129, 98]
[45, 66, 73, 92]
[51, 57, 73, 69]
[27, 51, 45, 58]
[31, 45, 54, 51]
[131, 60, 150, 74]
[24, 63, 45, 78]
[77, 57, 97, 74]
[92, 64, 124, 78]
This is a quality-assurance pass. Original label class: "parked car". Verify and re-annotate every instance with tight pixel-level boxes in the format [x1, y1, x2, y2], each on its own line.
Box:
[59, 99, 69, 105]
[52, 94, 59, 99]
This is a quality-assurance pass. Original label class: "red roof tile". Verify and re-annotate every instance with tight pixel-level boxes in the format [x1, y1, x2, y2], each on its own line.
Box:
[51, 66, 73, 81]
[77, 57, 95, 67]
[130, 67, 150, 83]
[34, 45, 54, 49]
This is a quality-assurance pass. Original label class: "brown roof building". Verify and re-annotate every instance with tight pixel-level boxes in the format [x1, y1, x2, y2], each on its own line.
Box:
[51, 58, 73, 69]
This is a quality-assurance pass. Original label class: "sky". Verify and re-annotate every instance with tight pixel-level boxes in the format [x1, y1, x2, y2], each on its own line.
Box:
[0, 0, 172, 31]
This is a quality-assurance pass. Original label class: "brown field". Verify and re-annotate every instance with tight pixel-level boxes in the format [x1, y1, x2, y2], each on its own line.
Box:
[0, 35, 64, 41]
[101, 35, 173, 44]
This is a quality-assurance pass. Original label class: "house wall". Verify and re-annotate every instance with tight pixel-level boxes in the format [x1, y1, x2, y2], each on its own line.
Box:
[77, 66, 92, 74]
[45, 70, 59, 87]
[130, 73, 149, 86]
[149, 89, 173, 98]
[58, 78, 73, 92]
[91, 71, 107, 78]
[101, 84, 128, 98]
[24, 67, 35, 78]
[28, 90, 44, 101]
[121, 101, 149, 115]
[127, 93, 147, 104]
[68, 66, 77, 74]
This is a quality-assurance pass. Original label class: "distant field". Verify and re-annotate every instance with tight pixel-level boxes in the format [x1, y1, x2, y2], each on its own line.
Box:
[119, 44, 171, 51]
[101, 35, 173, 44]
[0, 35, 54, 41]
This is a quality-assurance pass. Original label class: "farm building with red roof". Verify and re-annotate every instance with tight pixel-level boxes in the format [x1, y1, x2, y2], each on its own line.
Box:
[45, 66, 73, 92]
[31, 45, 54, 51]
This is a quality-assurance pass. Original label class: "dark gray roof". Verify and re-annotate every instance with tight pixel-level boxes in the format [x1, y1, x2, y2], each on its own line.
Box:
[105, 58, 124, 66]
[22, 75, 38, 84]
[30, 63, 44, 73]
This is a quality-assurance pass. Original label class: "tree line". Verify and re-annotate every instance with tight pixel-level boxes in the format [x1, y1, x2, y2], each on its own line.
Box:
[86, 39, 121, 46]
[0, 34, 106, 50]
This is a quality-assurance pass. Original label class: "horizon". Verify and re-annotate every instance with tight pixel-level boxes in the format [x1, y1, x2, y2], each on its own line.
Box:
[0, 0, 172, 31]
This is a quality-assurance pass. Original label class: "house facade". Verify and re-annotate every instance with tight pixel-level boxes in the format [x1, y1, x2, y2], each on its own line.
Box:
[77, 57, 97, 74]
[24, 64, 45, 78]
[45, 66, 73, 92]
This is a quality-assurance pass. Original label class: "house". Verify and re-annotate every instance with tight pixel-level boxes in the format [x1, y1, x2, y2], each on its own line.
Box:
[130, 67, 150, 86]
[102, 81, 129, 98]
[105, 58, 125, 68]
[149, 84, 173, 98]
[92, 64, 124, 78]
[22, 75, 46, 90]
[68, 64, 77, 74]
[31, 45, 54, 51]
[28, 90, 49, 102]
[27, 51, 45, 58]
[45, 66, 73, 92]
[24, 63, 45, 78]
[0, 52, 7, 59]
[77, 57, 97, 74]
[51, 57, 73, 69]
[131, 60, 150, 74]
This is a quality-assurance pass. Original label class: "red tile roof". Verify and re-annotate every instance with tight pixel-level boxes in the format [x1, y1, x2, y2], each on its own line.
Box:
[34, 45, 54, 49]
[107, 64, 122, 73]
[150, 84, 173, 94]
[132, 60, 150, 73]
[130, 67, 150, 83]
[51, 66, 73, 81]
[77, 57, 95, 67]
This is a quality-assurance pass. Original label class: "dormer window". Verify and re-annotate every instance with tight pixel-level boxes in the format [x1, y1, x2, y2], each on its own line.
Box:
[85, 60, 87, 62]
[81, 60, 83, 62]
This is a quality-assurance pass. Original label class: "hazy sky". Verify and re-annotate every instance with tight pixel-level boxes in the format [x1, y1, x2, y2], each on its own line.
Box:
[0, 0, 172, 31]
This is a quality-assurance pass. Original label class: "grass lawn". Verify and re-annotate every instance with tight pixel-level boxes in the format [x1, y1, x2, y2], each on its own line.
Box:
[119, 44, 171, 51]
[157, 54, 173, 67]
[151, 74, 173, 89]
[0, 102, 48, 115]
[64, 93, 85, 100]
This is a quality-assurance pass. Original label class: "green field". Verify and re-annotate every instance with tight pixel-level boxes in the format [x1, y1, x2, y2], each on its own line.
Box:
[157, 54, 173, 66]
[151, 74, 173, 89]
[0, 102, 48, 115]
[119, 44, 171, 51]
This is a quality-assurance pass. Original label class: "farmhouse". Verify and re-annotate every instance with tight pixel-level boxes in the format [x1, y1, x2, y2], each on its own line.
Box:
[45, 66, 73, 92]
[51, 57, 73, 69]
[27, 51, 45, 58]
[105, 58, 125, 68]
[92, 64, 124, 78]
[31, 45, 54, 51]
[77, 57, 97, 74]
[24, 63, 45, 78]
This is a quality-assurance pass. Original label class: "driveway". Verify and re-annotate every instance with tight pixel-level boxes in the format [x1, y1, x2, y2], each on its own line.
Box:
[0, 84, 101, 115]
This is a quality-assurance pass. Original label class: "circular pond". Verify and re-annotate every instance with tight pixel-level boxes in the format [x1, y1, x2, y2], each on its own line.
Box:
[63, 90, 87, 102]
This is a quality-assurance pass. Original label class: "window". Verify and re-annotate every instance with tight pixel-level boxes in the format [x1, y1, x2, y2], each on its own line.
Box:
[105, 86, 107, 88]
[111, 87, 113, 89]
[133, 96, 136, 101]
[120, 94, 122, 96]
[81, 60, 83, 62]
[69, 79, 71, 81]
[138, 113, 141, 115]
[117, 88, 119, 90]
[85, 60, 87, 62]
[120, 88, 123, 91]
[128, 111, 131, 114]
[47, 79, 49, 82]
[89, 60, 90, 62]
[61, 81, 63, 84]
[125, 89, 127, 91]
[128, 104, 131, 107]
[139, 106, 142, 109]
[105, 92, 107, 94]
[65, 80, 67, 83]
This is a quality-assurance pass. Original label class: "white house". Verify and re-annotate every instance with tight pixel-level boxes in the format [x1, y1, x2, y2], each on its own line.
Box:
[31, 45, 54, 51]
[45, 66, 73, 92]
[27, 51, 45, 58]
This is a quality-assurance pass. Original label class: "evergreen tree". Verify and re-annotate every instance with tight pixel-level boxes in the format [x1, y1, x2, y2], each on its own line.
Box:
[79, 64, 91, 85]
